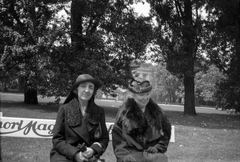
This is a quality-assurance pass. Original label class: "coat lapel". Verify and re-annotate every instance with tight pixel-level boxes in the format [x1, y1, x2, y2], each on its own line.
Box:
[71, 117, 90, 145]
[66, 98, 90, 145]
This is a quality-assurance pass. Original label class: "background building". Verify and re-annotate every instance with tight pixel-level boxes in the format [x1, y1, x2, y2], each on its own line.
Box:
[132, 63, 152, 81]
[115, 63, 153, 101]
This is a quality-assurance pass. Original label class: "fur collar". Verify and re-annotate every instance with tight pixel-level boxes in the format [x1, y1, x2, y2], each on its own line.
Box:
[66, 98, 101, 127]
[118, 98, 170, 136]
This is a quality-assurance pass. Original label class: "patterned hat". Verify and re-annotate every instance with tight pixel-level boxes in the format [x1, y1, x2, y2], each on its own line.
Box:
[128, 77, 152, 93]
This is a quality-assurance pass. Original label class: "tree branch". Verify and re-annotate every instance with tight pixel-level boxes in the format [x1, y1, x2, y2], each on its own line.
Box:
[9, 0, 24, 27]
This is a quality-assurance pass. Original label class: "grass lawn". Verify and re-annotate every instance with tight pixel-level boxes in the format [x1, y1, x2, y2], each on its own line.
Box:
[1, 93, 240, 162]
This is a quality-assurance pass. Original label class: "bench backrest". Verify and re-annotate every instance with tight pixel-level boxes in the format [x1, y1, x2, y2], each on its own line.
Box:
[0, 112, 175, 142]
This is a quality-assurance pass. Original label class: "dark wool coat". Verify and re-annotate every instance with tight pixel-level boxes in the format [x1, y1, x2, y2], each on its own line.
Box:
[112, 98, 171, 162]
[50, 98, 109, 162]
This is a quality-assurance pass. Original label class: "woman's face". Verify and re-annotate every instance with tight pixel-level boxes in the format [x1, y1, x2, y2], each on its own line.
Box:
[77, 82, 95, 101]
[132, 91, 151, 109]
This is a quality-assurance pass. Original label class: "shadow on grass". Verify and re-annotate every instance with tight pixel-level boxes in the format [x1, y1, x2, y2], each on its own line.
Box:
[1, 101, 59, 112]
[164, 110, 240, 130]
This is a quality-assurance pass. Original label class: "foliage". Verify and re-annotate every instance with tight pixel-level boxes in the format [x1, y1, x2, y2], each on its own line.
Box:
[147, 0, 209, 115]
[195, 64, 225, 105]
[147, 0, 207, 76]
[214, 78, 240, 112]
[151, 63, 225, 106]
[204, 0, 240, 111]
[67, 0, 154, 93]
[0, 0, 67, 100]
[0, 0, 154, 100]
[205, 0, 240, 84]
[151, 63, 183, 103]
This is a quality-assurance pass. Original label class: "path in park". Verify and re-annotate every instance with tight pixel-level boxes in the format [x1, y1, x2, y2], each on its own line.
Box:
[1, 92, 228, 115]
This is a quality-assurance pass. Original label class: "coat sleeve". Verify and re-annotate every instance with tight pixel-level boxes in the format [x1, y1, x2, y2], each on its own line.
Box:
[153, 131, 170, 153]
[153, 116, 172, 153]
[52, 106, 79, 161]
[112, 121, 131, 162]
[90, 107, 109, 157]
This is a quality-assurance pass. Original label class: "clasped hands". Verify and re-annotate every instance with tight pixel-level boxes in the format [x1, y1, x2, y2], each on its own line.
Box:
[146, 146, 158, 154]
[75, 147, 95, 162]
[123, 147, 158, 162]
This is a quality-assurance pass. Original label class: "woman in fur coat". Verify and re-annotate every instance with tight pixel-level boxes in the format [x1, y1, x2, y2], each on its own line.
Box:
[50, 74, 109, 162]
[112, 78, 171, 162]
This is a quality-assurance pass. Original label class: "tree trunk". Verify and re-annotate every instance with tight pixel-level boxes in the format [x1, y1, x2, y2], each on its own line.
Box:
[24, 87, 38, 104]
[235, 1, 240, 85]
[184, 73, 196, 115]
[182, 0, 197, 115]
[71, 0, 84, 51]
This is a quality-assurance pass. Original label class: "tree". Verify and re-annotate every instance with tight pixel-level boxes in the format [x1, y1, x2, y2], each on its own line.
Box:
[0, 0, 67, 103]
[205, 0, 240, 85]
[204, 0, 240, 112]
[1, 0, 153, 102]
[39, 0, 153, 96]
[147, 0, 207, 115]
[62, 0, 153, 92]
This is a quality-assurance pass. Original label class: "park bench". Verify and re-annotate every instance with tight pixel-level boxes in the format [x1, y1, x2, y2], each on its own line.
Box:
[0, 112, 175, 142]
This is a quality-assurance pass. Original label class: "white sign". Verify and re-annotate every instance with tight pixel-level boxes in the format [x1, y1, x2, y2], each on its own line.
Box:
[0, 113, 174, 142]
[0, 116, 55, 138]
[0, 114, 114, 139]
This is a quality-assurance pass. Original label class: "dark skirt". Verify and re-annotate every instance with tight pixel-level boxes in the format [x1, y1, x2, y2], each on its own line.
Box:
[118, 151, 168, 162]
[50, 152, 75, 162]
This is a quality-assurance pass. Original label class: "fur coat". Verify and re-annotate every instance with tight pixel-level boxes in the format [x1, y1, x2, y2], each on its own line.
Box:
[112, 98, 171, 162]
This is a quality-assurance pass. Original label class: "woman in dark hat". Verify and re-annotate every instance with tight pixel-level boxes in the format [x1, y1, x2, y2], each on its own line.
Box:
[50, 74, 109, 162]
[112, 77, 171, 162]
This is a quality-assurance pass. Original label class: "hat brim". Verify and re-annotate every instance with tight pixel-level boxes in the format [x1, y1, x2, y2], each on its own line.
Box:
[128, 86, 152, 94]
[72, 78, 101, 90]
[64, 79, 101, 104]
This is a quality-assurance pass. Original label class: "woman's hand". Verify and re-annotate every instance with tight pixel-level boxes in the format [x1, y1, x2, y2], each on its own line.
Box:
[75, 151, 88, 162]
[146, 146, 158, 153]
[82, 147, 95, 159]
[123, 154, 136, 162]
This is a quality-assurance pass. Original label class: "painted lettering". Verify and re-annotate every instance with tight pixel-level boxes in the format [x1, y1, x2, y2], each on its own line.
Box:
[0, 120, 23, 130]
[0, 117, 115, 139]
[23, 121, 33, 135]
[47, 124, 54, 135]
[4, 122, 11, 129]
[37, 123, 47, 131]
[0, 120, 54, 137]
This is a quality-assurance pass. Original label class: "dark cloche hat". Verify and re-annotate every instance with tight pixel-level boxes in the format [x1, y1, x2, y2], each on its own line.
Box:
[72, 74, 101, 90]
[128, 77, 152, 94]
[63, 74, 101, 104]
